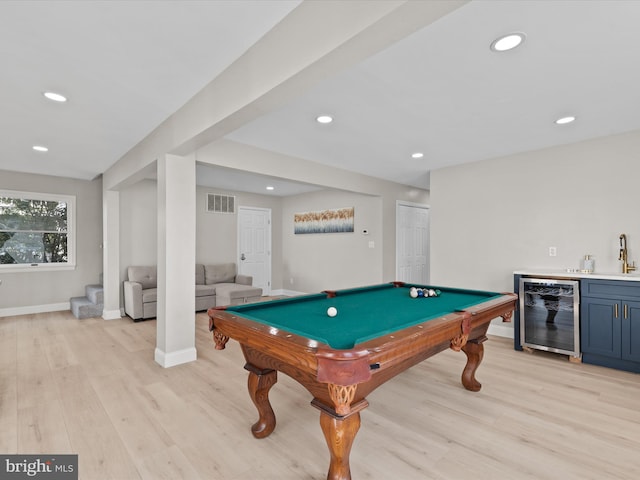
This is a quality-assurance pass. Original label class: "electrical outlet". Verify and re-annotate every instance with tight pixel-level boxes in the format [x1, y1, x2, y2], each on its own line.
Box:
[549, 246, 557, 257]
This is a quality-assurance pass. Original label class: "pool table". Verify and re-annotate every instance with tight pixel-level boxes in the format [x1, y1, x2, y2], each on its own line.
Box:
[208, 282, 516, 480]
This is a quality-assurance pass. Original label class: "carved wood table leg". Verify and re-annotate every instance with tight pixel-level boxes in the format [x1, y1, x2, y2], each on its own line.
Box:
[245, 364, 277, 438]
[460, 335, 486, 392]
[212, 330, 229, 350]
[319, 411, 361, 480]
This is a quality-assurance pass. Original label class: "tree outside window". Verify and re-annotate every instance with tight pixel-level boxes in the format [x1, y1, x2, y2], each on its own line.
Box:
[0, 190, 75, 270]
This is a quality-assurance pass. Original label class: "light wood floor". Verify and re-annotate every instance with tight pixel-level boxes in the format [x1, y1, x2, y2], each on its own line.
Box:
[1, 310, 639, 479]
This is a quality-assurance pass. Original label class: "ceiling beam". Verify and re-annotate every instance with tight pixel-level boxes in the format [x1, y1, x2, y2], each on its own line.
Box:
[103, 0, 467, 190]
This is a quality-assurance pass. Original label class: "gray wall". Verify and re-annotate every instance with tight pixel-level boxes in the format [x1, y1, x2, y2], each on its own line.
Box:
[118, 180, 390, 295]
[196, 140, 430, 284]
[0, 170, 103, 313]
[431, 129, 640, 330]
[282, 190, 383, 293]
[2, 148, 429, 313]
[196, 186, 284, 290]
[120, 179, 157, 272]
[119, 181, 285, 290]
[6, 126, 639, 318]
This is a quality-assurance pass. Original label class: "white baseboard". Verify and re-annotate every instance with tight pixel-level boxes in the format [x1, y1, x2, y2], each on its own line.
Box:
[0, 302, 70, 318]
[102, 309, 122, 320]
[154, 346, 197, 368]
[488, 323, 514, 339]
[271, 288, 307, 297]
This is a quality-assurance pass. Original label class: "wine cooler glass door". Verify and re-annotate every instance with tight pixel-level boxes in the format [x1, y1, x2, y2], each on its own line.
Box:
[520, 278, 580, 357]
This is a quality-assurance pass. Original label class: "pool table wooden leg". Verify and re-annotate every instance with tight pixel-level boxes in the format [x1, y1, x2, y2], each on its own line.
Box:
[460, 335, 486, 392]
[319, 410, 360, 480]
[245, 364, 277, 438]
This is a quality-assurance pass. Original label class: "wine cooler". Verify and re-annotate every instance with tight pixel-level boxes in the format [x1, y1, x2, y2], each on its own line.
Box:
[519, 277, 580, 358]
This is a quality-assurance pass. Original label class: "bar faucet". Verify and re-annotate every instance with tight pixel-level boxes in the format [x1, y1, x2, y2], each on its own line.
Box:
[619, 233, 636, 273]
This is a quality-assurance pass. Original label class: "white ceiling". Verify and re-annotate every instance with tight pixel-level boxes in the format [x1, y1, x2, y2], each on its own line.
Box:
[3, 1, 640, 196]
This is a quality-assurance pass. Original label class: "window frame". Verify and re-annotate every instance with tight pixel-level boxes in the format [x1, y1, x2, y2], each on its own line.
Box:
[0, 189, 76, 272]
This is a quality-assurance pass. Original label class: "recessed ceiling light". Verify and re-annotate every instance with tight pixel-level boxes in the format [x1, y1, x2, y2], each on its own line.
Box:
[43, 91, 67, 102]
[33, 145, 49, 152]
[316, 115, 333, 124]
[411, 152, 424, 159]
[266, 186, 275, 191]
[555, 116, 576, 125]
[490, 33, 526, 52]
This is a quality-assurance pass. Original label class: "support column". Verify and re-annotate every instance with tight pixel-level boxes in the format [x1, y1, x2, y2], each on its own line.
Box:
[155, 153, 197, 367]
[102, 189, 121, 320]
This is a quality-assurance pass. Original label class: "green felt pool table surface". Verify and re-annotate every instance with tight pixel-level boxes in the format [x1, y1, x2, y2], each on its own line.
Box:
[226, 282, 503, 349]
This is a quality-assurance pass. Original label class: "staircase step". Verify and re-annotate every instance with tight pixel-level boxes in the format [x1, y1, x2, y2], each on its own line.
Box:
[85, 284, 104, 305]
[70, 296, 103, 319]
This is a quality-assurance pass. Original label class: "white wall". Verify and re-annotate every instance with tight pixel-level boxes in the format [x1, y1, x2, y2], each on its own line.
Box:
[282, 190, 383, 293]
[430, 129, 640, 330]
[118, 180, 285, 291]
[196, 186, 283, 289]
[118, 178, 419, 296]
[1, 159, 428, 313]
[197, 140, 430, 283]
[0, 170, 103, 314]
[120, 179, 158, 272]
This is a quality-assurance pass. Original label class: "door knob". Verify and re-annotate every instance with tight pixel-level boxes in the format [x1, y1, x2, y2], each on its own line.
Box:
[240, 253, 246, 261]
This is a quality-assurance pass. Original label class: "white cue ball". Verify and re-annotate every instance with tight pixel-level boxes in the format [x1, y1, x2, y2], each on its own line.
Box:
[327, 307, 338, 317]
[409, 288, 418, 298]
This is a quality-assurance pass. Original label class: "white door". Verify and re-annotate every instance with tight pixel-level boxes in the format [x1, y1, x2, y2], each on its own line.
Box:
[237, 207, 271, 295]
[396, 202, 430, 284]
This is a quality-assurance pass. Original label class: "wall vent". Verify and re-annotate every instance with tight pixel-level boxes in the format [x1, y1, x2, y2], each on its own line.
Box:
[207, 193, 236, 214]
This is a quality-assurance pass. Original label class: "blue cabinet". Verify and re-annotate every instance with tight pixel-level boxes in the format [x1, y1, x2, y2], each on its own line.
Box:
[513, 274, 524, 351]
[581, 279, 640, 373]
[581, 296, 621, 357]
[622, 300, 640, 363]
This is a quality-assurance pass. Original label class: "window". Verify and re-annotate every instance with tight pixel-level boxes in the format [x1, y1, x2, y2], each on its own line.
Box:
[0, 190, 75, 271]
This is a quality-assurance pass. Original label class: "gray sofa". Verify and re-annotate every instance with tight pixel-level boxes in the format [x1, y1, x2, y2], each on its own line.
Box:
[123, 263, 262, 321]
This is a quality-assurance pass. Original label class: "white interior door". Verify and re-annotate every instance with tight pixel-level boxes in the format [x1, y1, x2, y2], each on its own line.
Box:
[237, 206, 271, 295]
[396, 202, 430, 284]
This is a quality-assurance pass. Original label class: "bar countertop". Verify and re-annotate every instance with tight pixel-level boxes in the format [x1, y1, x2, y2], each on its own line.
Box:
[514, 269, 640, 282]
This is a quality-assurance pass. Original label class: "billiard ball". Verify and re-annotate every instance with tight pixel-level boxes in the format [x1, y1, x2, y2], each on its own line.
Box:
[428, 289, 436, 297]
[327, 306, 338, 317]
[417, 289, 424, 297]
[409, 287, 418, 298]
